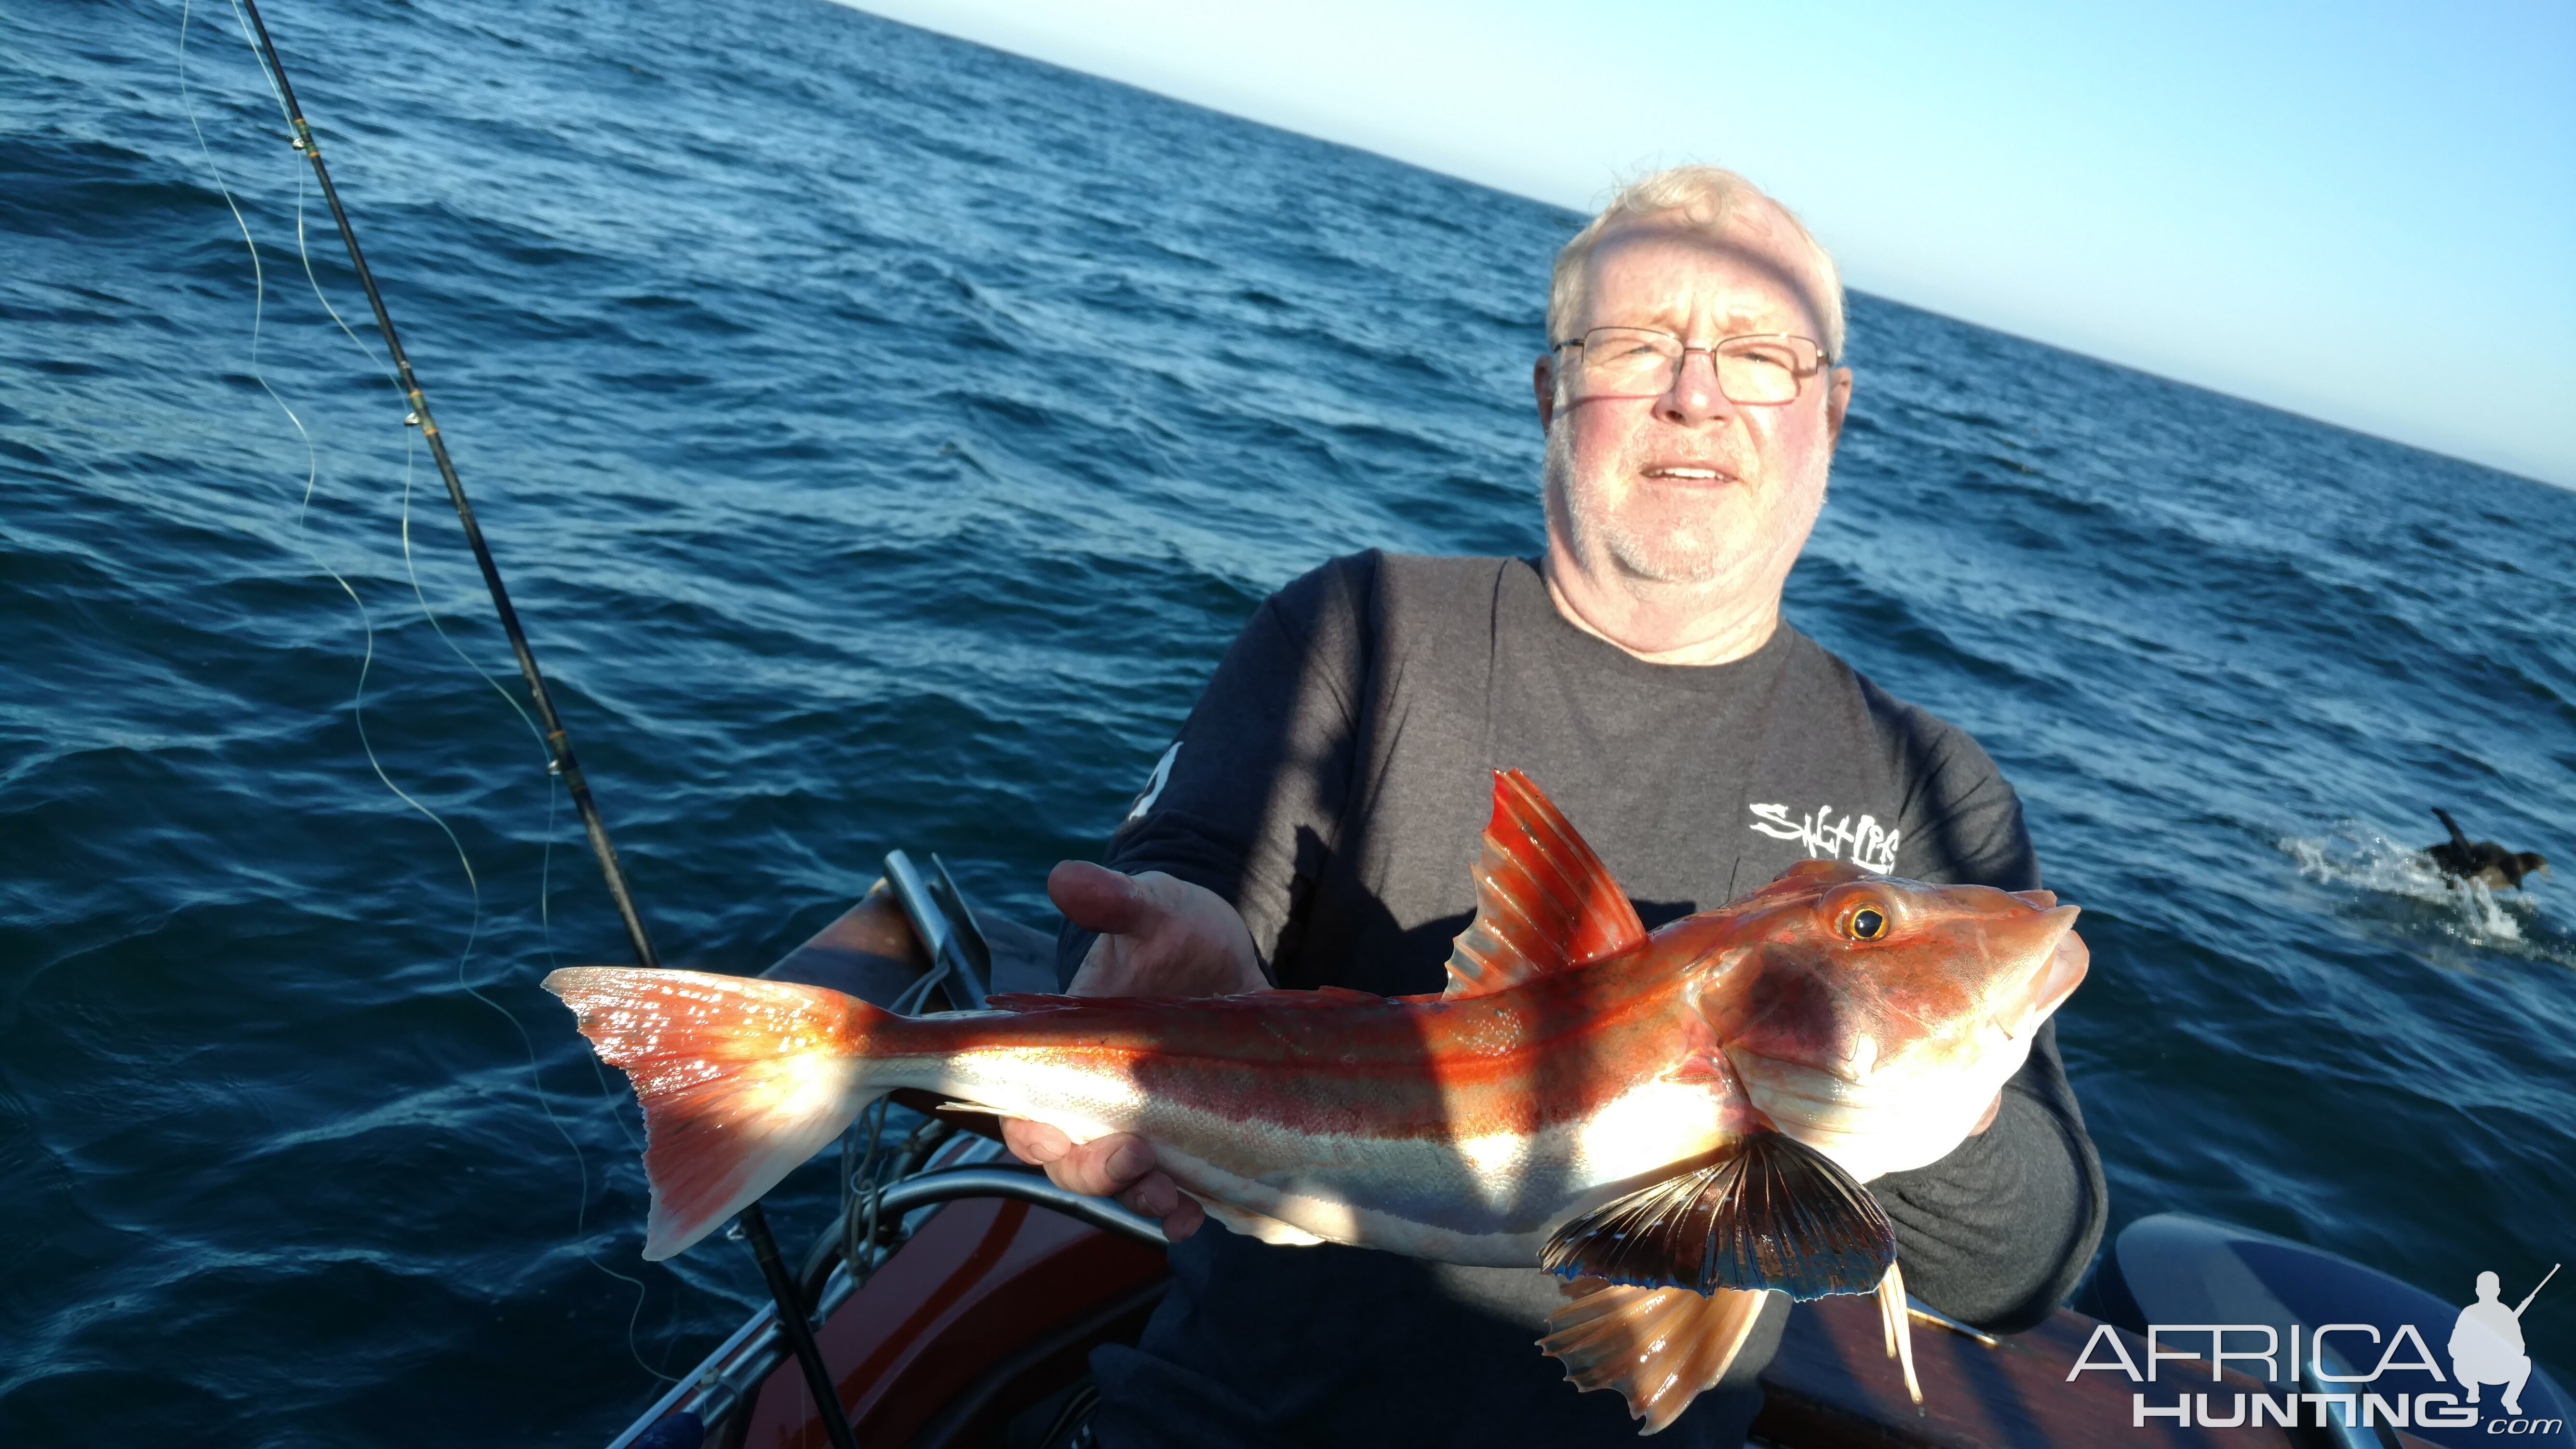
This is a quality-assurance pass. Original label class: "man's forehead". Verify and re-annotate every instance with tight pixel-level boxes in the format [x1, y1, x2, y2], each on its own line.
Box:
[1579, 214, 1831, 335]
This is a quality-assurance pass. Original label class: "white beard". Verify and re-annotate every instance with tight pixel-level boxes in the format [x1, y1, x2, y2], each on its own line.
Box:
[1544, 422, 1737, 585]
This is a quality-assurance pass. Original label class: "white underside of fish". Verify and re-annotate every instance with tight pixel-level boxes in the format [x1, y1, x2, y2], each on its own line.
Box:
[919, 1052, 1734, 1267]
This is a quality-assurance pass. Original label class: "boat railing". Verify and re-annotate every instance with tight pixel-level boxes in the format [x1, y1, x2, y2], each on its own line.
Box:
[602, 857, 1142, 1449]
[606, 1160, 1164, 1448]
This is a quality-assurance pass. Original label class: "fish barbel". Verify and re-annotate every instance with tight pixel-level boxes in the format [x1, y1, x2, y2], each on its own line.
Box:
[547, 770, 2085, 1432]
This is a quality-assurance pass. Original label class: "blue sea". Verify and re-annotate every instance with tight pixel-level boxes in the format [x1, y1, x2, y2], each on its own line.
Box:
[5, 0, 2572, 1441]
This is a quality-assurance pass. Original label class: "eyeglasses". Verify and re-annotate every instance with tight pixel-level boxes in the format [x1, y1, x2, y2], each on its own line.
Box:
[1553, 327, 1832, 406]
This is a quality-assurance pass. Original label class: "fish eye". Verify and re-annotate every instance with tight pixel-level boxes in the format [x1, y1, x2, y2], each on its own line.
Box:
[1847, 907, 1888, 941]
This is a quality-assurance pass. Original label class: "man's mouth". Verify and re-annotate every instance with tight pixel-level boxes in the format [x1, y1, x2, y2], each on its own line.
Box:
[1640, 464, 1737, 483]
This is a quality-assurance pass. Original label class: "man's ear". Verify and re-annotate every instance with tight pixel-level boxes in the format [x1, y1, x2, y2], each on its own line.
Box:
[1824, 365, 1852, 448]
[1533, 354, 1556, 433]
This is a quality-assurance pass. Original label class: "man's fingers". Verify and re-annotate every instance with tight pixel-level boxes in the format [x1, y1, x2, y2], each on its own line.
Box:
[1113, 1174, 1206, 1241]
[1048, 860, 1151, 936]
[1160, 1193, 1205, 1242]
[1116, 1170, 1182, 1220]
[1003, 1120, 1200, 1239]
[1030, 1130, 1158, 1198]
[1001, 1116, 1069, 1165]
[1103, 1138, 1156, 1184]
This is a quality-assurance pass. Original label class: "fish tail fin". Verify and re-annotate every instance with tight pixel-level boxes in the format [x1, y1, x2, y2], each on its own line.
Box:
[1539, 1281, 1772, 1436]
[543, 967, 890, 1261]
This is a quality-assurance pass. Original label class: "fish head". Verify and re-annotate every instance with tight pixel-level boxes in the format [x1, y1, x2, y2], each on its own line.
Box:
[1702, 863, 2086, 1181]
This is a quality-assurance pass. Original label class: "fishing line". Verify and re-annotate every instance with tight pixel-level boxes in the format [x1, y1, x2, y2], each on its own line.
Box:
[177, 0, 475, 920]
[255, 43, 649, 1146]
[203, 1, 852, 1424]
[235, 14, 650, 1159]
[184, 0, 672, 1382]
[833, 958, 953, 1284]
[390, 448, 675, 1380]
[309, 174, 671, 1373]
[229, 0, 670, 1372]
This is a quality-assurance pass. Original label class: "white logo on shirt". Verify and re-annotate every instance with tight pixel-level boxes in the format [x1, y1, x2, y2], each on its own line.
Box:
[1123, 742, 1181, 823]
[1749, 801, 1900, 873]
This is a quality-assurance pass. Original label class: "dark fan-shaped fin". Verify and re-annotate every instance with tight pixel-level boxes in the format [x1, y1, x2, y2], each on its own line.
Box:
[1441, 769, 1646, 999]
[1538, 1281, 1773, 1436]
[1541, 1130, 1895, 1300]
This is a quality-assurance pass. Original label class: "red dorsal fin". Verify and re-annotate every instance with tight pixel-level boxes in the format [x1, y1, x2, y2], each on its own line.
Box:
[1441, 770, 1646, 999]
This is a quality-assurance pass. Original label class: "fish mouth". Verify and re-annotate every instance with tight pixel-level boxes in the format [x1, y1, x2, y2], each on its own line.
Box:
[1987, 904, 2085, 1042]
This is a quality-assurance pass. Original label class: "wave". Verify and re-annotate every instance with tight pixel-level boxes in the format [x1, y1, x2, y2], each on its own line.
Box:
[2279, 820, 2560, 962]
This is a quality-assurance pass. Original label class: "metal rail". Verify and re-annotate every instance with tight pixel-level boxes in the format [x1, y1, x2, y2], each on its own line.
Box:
[885, 850, 991, 1008]
[873, 1167, 1168, 1245]
[604, 1167, 1165, 1447]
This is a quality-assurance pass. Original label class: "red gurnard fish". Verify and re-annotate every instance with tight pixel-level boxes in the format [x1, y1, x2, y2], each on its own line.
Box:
[547, 770, 2086, 1432]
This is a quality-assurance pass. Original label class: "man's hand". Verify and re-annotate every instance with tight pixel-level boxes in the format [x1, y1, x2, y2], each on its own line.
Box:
[998, 863, 1266, 1241]
[1050, 863, 1266, 998]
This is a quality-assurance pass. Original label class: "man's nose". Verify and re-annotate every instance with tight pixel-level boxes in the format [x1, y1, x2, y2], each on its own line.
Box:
[1656, 348, 1737, 426]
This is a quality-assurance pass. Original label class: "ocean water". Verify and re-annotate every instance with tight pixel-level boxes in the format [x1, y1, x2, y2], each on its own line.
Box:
[4, 0, 2572, 1442]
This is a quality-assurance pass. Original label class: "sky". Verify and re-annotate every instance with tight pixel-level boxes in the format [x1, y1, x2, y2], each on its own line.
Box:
[847, 0, 2576, 488]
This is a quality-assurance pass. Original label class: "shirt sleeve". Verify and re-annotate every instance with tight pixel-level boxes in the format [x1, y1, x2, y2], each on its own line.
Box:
[1055, 554, 1375, 987]
[1882, 693, 2042, 894]
[1871, 696, 2108, 1330]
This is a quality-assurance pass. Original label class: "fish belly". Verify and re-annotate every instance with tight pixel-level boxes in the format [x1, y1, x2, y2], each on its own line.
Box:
[925, 1045, 1733, 1267]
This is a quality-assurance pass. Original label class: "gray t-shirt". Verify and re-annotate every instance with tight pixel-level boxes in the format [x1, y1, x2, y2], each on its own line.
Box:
[1066, 552, 2106, 1449]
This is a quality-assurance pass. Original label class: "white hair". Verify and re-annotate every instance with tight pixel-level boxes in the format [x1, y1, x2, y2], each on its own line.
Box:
[1545, 165, 1847, 361]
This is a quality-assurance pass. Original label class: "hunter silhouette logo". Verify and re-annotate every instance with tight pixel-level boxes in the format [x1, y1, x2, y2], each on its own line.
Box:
[2071, 1262, 2563, 1433]
[2455, 1265, 2558, 1418]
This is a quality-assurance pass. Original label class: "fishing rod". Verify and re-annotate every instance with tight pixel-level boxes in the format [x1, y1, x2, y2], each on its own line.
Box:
[223, 6, 859, 1446]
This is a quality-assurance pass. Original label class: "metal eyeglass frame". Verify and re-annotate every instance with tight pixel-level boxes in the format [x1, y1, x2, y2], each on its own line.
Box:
[1551, 326, 1835, 405]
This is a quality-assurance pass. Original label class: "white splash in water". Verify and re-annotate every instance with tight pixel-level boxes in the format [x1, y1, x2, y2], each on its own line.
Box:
[2280, 820, 2534, 948]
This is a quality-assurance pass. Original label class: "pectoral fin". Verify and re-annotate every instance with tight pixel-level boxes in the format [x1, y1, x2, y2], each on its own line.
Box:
[1875, 1258, 1923, 1405]
[1538, 1279, 1772, 1436]
[1540, 1130, 1895, 1300]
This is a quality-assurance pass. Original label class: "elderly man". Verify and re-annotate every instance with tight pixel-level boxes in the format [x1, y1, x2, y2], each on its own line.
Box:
[1003, 165, 2105, 1448]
